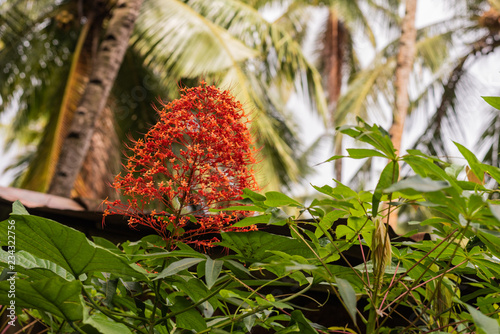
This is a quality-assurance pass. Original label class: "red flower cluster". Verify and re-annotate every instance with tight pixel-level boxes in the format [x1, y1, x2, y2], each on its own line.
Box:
[104, 82, 258, 248]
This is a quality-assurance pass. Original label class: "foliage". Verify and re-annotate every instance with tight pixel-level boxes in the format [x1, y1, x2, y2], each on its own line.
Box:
[332, 1, 500, 186]
[105, 83, 258, 248]
[3, 108, 500, 332]
[0, 0, 326, 193]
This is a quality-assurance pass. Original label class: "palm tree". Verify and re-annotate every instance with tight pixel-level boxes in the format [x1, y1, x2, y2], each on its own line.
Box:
[415, 1, 500, 159]
[389, 0, 417, 155]
[335, 0, 500, 184]
[49, 0, 143, 197]
[319, 1, 378, 181]
[259, 0, 388, 182]
[0, 0, 327, 198]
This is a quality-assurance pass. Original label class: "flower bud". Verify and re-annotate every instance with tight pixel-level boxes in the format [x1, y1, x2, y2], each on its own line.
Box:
[372, 217, 392, 289]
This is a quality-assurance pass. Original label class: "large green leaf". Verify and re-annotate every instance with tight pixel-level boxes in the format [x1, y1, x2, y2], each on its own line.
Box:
[172, 276, 218, 316]
[205, 258, 223, 289]
[219, 231, 314, 263]
[170, 296, 207, 332]
[0, 249, 74, 281]
[335, 276, 357, 323]
[83, 312, 133, 334]
[465, 303, 500, 334]
[0, 276, 83, 321]
[0, 215, 145, 279]
[232, 214, 271, 228]
[290, 310, 318, 334]
[264, 191, 302, 207]
[383, 176, 450, 195]
[155, 258, 205, 280]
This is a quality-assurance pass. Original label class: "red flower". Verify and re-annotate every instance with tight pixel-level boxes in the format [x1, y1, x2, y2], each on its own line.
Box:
[104, 82, 258, 248]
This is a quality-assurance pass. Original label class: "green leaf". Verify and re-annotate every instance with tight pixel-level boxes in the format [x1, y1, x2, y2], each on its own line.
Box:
[232, 214, 271, 227]
[223, 259, 252, 278]
[335, 276, 357, 322]
[353, 262, 406, 275]
[205, 258, 223, 289]
[0, 250, 74, 280]
[454, 142, 484, 183]
[210, 205, 266, 212]
[219, 231, 314, 263]
[481, 164, 500, 185]
[383, 176, 450, 195]
[315, 210, 346, 238]
[339, 121, 396, 159]
[128, 249, 206, 261]
[290, 310, 318, 334]
[313, 181, 358, 199]
[478, 231, 500, 258]
[12, 200, 29, 215]
[155, 258, 205, 279]
[92, 237, 123, 255]
[266, 207, 291, 225]
[173, 277, 215, 317]
[482, 96, 500, 111]
[83, 312, 132, 334]
[0, 215, 145, 279]
[402, 155, 462, 197]
[336, 217, 373, 247]
[346, 148, 387, 159]
[242, 189, 267, 202]
[170, 296, 207, 332]
[465, 303, 500, 334]
[325, 155, 344, 162]
[264, 191, 302, 207]
[373, 160, 399, 216]
[0, 276, 83, 321]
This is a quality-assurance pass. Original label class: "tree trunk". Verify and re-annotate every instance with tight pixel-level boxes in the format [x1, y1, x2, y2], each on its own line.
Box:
[49, 0, 143, 198]
[389, 0, 417, 154]
[74, 105, 121, 200]
[323, 10, 345, 181]
[388, 0, 417, 229]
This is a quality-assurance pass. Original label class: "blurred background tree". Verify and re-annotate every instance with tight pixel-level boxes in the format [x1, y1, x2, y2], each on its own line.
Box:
[336, 0, 500, 186]
[0, 0, 327, 198]
[1, 0, 500, 203]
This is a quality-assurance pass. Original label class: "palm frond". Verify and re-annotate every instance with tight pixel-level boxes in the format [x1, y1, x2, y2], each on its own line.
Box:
[183, 0, 327, 117]
[131, 0, 328, 190]
[412, 32, 500, 157]
[132, 0, 258, 79]
[218, 66, 305, 190]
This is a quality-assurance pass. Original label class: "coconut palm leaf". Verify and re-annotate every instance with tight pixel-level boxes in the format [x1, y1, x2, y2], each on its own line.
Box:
[0, 1, 92, 191]
[132, 0, 328, 190]
[2, 0, 331, 195]
[174, 0, 328, 118]
[132, 0, 258, 79]
[20, 20, 92, 193]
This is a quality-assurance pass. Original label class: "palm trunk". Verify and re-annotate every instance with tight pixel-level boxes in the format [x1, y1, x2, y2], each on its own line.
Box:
[74, 105, 120, 200]
[388, 0, 417, 229]
[49, 0, 143, 198]
[389, 0, 417, 154]
[324, 10, 345, 181]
